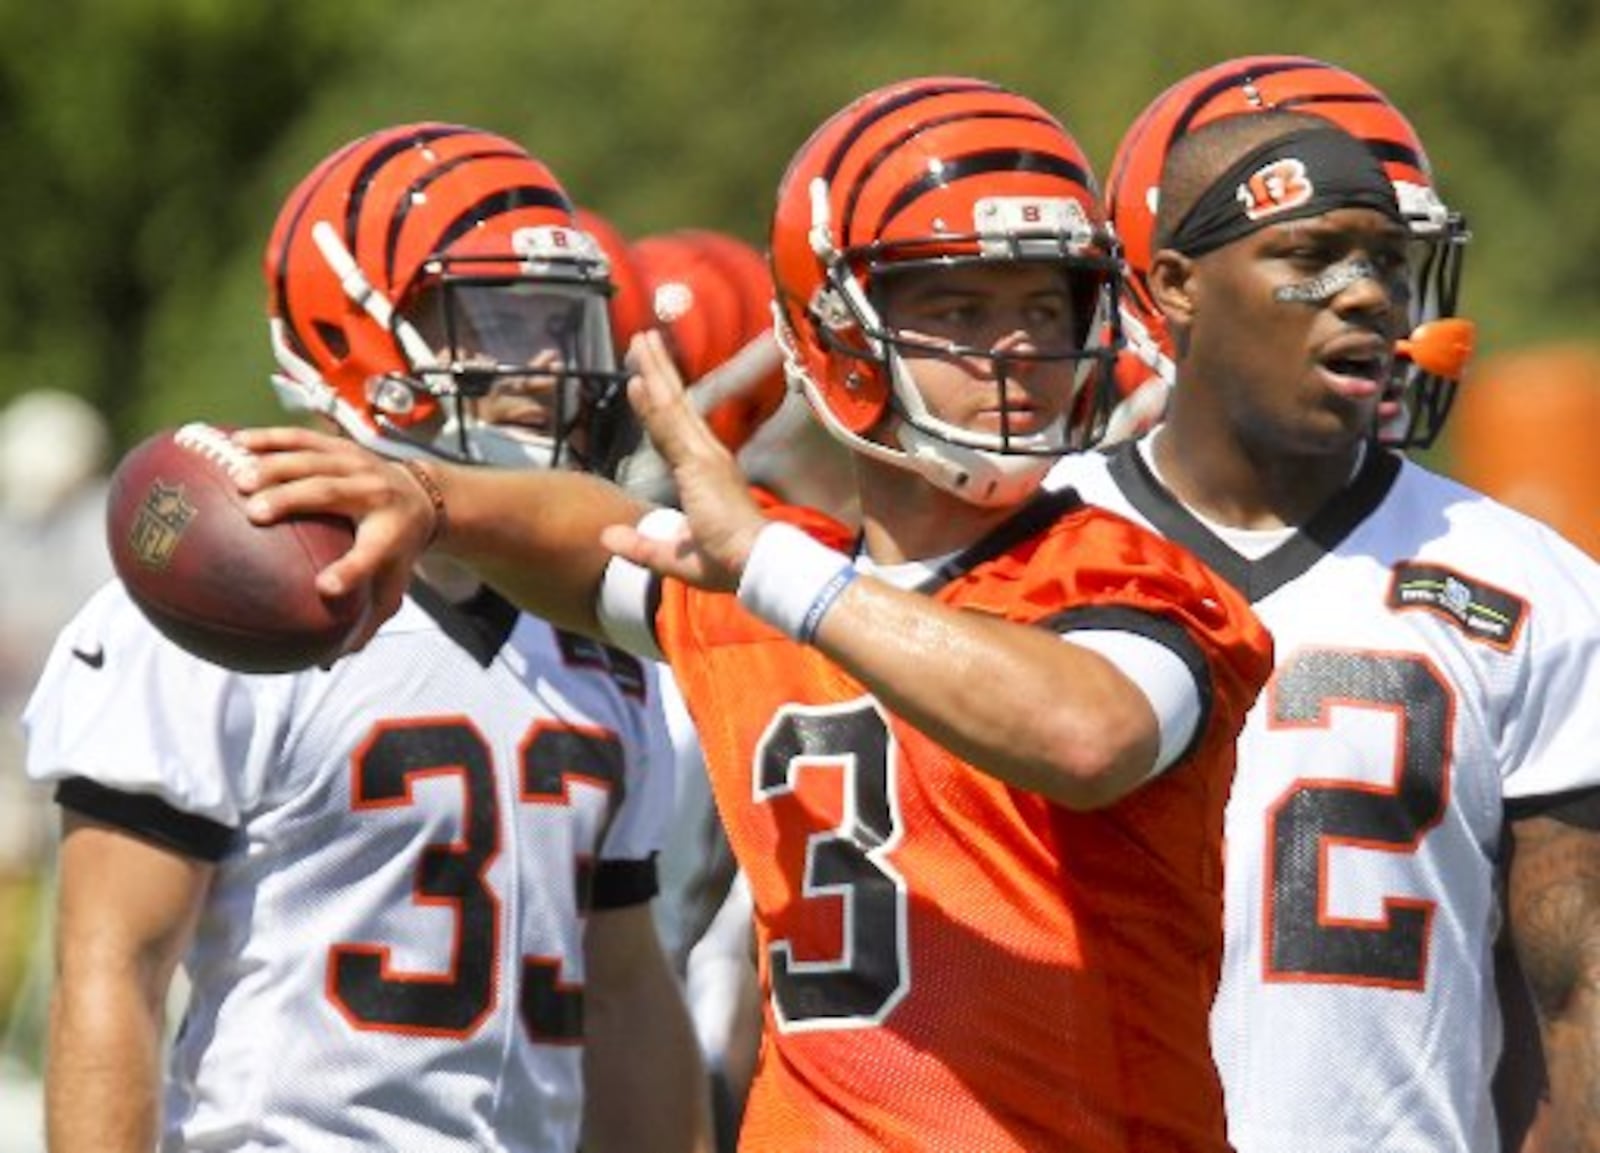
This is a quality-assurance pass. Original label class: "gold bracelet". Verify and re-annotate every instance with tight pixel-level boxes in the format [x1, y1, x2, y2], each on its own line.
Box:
[399, 458, 448, 547]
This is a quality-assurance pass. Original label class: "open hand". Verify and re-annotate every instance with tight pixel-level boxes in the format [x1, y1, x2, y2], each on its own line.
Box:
[600, 331, 769, 591]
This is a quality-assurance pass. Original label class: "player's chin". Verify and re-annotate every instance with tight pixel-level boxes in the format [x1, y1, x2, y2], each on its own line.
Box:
[1294, 398, 1377, 454]
[971, 408, 1060, 440]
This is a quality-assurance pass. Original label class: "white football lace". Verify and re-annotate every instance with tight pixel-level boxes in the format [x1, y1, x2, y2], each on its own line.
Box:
[175, 422, 256, 478]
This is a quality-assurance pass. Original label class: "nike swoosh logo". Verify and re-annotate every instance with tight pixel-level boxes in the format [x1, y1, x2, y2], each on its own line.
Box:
[71, 645, 105, 669]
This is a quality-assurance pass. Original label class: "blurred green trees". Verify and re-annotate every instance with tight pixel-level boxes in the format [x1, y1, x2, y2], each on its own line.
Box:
[3, 0, 1596, 450]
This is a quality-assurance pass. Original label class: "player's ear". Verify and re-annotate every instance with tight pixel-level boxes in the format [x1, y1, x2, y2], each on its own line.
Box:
[1149, 248, 1197, 357]
[1149, 249, 1196, 325]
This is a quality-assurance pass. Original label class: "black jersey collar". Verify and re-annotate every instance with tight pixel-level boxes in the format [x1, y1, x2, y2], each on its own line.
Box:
[1105, 440, 1401, 602]
[911, 487, 1086, 597]
[408, 579, 520, 667]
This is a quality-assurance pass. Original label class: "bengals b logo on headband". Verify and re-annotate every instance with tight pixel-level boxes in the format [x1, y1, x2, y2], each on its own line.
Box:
[1237, 158, 1314, 221]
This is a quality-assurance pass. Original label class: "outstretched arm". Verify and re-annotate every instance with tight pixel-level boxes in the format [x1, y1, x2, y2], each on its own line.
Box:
[236, 427, 652, 640]
[241, 332, 1197, 810]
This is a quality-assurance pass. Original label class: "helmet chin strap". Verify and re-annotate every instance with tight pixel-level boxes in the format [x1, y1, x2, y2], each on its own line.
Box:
[882, 344, 1061, 507]
[793, 366, 1052, 509]
[895, 425, 1054, 507]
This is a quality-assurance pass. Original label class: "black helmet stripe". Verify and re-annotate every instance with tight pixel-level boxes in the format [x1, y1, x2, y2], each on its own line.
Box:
[1274, 92, 1385, 113]
[343, 124, 474, 251]
[875, 148, 1091, 239]
[840, 109, 1062, 246]
[1166, 58, 1327, 143]
[271, 135, 367, 342]
[383, 147, 529, 285]
[1358, 138, 1427, 175]
[821, 78, 1001, 184]
[421, 185, 575, 274]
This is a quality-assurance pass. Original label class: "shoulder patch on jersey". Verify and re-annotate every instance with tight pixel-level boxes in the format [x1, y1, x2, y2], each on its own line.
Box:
[1386, 562, 1527, 650]
[555, 630, 648, 701]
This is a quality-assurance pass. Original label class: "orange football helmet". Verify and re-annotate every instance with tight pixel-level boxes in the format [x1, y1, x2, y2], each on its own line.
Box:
[631, 228, 787, 453]
[1104, 55, 1473, 448]
[265, 122, 633, 474]
[769, 76, 1120, 507]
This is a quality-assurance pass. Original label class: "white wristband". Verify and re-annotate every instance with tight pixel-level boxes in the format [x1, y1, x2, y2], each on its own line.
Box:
[737, 522, 856, 643]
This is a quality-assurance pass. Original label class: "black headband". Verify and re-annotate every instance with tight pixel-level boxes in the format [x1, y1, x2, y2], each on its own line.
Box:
[1163, 127, 1403, 258]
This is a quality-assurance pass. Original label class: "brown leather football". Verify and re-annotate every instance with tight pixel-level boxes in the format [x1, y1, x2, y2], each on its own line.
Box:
[106, 422, 368, 673]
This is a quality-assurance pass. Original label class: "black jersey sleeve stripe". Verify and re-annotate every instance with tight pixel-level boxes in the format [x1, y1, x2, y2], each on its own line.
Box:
[645, 570, 665, 651]
[1037, 604, 1215, 769]
[55, 776, 237, 863]
[590, 855, 660, 911]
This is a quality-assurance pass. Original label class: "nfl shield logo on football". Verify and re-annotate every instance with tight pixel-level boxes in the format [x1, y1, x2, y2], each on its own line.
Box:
[130, 482, 196, 570]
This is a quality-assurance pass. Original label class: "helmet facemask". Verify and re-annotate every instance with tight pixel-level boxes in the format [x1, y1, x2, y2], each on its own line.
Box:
[400, 257, 632, 475]
[801, 197, 1122, 507]
[275, 221, 635, 477]
[1380, 181, 1471, 449]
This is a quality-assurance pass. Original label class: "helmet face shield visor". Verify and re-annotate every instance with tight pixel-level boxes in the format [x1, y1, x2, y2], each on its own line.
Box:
[408, 278, 611, 390]
[397, 274, 631, 472]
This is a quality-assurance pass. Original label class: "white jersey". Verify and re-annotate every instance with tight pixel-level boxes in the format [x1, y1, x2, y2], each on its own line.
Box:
[24, 579, 676, 1153]
[1049, 442, 1600, 1153]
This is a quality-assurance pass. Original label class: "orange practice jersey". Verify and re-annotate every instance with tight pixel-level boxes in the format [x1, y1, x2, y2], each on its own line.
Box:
[652, 489, 1273, 1152]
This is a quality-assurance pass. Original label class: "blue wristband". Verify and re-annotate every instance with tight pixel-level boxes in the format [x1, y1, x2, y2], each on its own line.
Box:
[797, 566, 858, 644]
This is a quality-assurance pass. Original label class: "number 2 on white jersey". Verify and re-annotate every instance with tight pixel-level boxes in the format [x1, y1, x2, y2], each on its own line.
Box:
[1263, 649, 1453, 989]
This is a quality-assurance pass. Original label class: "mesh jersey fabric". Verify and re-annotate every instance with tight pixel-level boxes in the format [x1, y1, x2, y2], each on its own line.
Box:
[23, 579, 676, 1153]
[646, 493, 1273, 1152]
[1049, 441, 1600, 1153]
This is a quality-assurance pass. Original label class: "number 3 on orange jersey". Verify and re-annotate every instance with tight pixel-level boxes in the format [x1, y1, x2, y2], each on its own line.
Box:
[755, 699, 910, 1029]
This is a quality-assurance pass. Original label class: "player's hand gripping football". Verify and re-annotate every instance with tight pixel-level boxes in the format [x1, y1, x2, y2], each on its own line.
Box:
[598, 330, 770, 593]
[234, 427, 434, 652]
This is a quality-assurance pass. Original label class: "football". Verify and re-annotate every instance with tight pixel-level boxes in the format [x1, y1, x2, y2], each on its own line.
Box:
[106, 422, 368, 673]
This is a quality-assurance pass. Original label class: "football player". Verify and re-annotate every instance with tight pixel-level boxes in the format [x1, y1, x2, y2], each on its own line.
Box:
[1099, 54, 1473, 446]
[233, 77, 1274, 1151]
[24, 124, 707, 1153]
[1048, 101, 1600, 1153]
